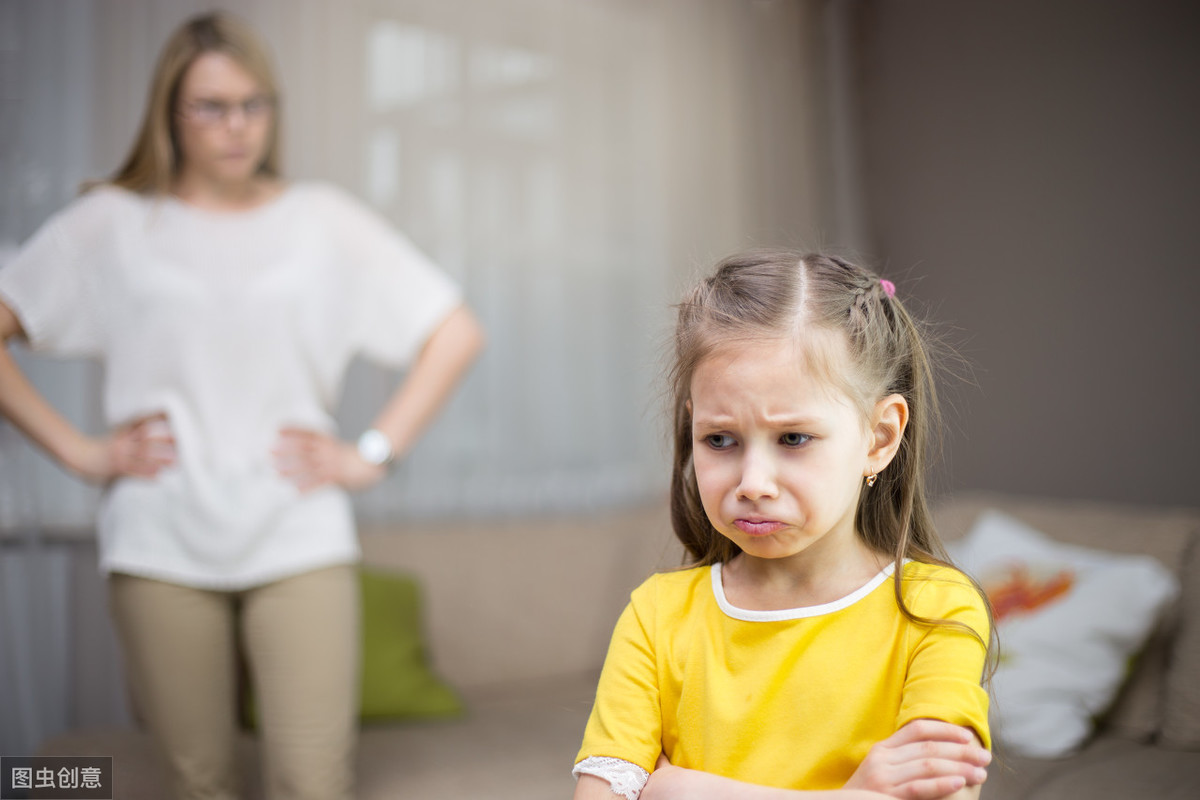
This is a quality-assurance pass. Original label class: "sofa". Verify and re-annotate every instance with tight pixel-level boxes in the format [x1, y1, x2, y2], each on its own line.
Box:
[36, 492, 1200, 799]
[933, 491, 1200, 800]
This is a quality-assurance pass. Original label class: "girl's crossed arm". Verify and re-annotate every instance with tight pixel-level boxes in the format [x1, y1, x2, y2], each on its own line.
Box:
[839, 720, 988, 800]
[576, 771, 889, 800]
[575, 718, 988, 800]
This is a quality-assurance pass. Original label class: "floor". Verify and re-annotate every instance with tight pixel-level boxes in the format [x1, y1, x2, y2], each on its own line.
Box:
[38, 671, 600, 800]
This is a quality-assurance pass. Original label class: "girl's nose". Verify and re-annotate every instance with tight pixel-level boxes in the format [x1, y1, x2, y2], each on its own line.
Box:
[735, 450, 778, 501]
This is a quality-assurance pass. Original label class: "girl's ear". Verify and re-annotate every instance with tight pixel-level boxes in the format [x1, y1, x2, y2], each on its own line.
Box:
[865, 393, 908, 476]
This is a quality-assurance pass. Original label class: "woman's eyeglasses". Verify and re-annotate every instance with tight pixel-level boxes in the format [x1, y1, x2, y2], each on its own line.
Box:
[178, 95, 275, 126]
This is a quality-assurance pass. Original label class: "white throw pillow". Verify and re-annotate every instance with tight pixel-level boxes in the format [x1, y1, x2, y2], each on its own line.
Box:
[947, 509, 1178, 758]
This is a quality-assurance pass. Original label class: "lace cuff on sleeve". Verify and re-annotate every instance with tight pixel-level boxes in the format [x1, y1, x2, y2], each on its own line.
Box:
[572, 756, 651, 800]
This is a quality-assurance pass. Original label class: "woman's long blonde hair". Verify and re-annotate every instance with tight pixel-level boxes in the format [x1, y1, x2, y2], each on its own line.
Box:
[101, 12, 282, 195]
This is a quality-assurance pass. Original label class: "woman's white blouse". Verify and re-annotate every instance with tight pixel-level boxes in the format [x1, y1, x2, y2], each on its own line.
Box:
[0, 183, 461, 589]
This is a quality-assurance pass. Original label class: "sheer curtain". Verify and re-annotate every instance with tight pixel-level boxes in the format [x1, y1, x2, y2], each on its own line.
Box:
[0, 0, 837, 754]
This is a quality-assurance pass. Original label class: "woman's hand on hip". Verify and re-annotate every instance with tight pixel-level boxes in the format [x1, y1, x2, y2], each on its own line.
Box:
[69, 412, 176, 484]
[273, 427, 385, 493]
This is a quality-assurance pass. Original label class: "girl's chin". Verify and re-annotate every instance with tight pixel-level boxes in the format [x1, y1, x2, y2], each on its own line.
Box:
[730, 535, 804, 558]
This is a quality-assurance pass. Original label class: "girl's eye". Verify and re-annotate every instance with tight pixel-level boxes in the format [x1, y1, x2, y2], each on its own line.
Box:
[780, 432, 811, 447]
[704, 434, 735, 449]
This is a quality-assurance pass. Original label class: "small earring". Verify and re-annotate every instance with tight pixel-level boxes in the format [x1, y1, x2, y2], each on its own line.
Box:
[865, 474, 878, 487]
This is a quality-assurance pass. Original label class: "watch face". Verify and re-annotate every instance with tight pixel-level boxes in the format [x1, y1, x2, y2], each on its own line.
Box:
[357, 430, 393, 465]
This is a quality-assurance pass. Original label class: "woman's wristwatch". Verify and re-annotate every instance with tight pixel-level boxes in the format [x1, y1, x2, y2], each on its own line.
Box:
[356, 428, 395, 467]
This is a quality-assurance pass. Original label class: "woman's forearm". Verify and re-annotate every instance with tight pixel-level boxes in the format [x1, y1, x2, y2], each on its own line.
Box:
[0, 306, 93, 472]
[368, 304, 484, 458]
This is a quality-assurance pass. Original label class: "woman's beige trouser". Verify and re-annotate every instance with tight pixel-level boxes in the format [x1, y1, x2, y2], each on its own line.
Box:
[108, 565, 360, 800]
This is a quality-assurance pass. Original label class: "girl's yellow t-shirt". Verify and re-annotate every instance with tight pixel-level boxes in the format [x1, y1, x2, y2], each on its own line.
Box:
[576, 560, 990, 790]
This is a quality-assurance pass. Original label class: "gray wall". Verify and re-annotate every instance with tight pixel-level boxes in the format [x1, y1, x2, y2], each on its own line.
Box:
[852, 0, 1200, 507]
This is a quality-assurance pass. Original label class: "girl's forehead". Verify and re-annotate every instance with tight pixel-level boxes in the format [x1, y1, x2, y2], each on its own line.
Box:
[690, 329, 872, 415]
[697, 329, 852, 380]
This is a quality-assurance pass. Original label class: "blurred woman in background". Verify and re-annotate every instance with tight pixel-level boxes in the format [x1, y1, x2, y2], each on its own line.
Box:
[0, 12, 483, 799]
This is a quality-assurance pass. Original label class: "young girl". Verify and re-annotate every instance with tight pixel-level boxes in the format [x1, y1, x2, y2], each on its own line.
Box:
[573, 251, 992, 800]
[0, 12, 482, 800]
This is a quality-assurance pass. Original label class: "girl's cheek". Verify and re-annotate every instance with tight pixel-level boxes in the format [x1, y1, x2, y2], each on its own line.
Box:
[694, 473, 726, 508]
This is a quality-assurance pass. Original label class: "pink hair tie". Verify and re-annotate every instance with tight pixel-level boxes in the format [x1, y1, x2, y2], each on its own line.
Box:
[879, 279, 896, 299]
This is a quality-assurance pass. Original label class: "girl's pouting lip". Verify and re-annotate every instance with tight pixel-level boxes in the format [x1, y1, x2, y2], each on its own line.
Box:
[734, 519, 786, 537]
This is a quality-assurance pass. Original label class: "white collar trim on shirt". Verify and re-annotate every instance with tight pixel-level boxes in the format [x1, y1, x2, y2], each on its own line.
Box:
[711, 560, 899, 622]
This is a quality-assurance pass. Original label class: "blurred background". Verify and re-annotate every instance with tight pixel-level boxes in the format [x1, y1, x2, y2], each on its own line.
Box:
[1, 0, 1196, 757]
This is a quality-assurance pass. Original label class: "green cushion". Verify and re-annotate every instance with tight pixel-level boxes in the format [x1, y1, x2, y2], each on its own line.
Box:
[242, 567, 463, 727]
[357, 567, 464, 721]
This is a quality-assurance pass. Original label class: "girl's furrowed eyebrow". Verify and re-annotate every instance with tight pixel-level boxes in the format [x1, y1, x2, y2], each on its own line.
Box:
[691, 415, 826, 434]
[759, 414, 824, 428]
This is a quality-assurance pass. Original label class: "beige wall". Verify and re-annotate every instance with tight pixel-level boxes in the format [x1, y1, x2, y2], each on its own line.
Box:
[851, 0, 1200, 506]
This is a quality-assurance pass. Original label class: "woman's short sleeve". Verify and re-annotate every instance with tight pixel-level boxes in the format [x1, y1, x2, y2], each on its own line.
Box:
[0, 198, 104, 356]
[321, 187, 462, 368]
